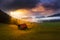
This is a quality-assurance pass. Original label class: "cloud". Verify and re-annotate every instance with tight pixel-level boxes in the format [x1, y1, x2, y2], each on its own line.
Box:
[0, 0, 60, 11]
[39, 0, 60, 10]
[0, 0, 39, 11]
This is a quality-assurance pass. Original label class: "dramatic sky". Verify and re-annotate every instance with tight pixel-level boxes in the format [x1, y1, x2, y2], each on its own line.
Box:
[0, 0, 39, 11]
[0, 0, 60, 22]
[0, 0, 60, 10]
[0, 0, 60, 16]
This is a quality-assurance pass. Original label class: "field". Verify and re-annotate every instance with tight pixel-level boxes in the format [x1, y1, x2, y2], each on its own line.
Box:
[0, 22, 60, 40]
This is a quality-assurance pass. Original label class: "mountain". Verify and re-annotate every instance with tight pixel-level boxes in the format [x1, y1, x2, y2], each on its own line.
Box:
[42, 13, 60, 22]
[48, 13, 60, 17]
[0, 10, 11, 23]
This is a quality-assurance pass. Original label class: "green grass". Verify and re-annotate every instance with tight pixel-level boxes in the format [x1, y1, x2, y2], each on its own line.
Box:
[0, 22, 60, 40]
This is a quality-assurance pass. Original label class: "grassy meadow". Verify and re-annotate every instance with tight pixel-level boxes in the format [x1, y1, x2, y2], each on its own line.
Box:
[0, 22, 60, 40]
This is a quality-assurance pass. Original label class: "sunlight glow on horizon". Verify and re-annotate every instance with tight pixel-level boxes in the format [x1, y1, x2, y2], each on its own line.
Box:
[10, 9, 30, 19]
[9, 9, 60, 23]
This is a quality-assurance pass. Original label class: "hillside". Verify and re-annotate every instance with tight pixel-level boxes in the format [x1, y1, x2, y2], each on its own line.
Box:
[49, 13, 60, 17]
[0, 10, 11, 23]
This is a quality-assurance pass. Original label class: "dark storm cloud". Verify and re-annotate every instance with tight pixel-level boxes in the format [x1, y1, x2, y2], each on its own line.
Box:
[54, 0, 60, 9]
[0, 0, 60, 11]
[0, 0, 39, 11]
[40, 0, 60, 10]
